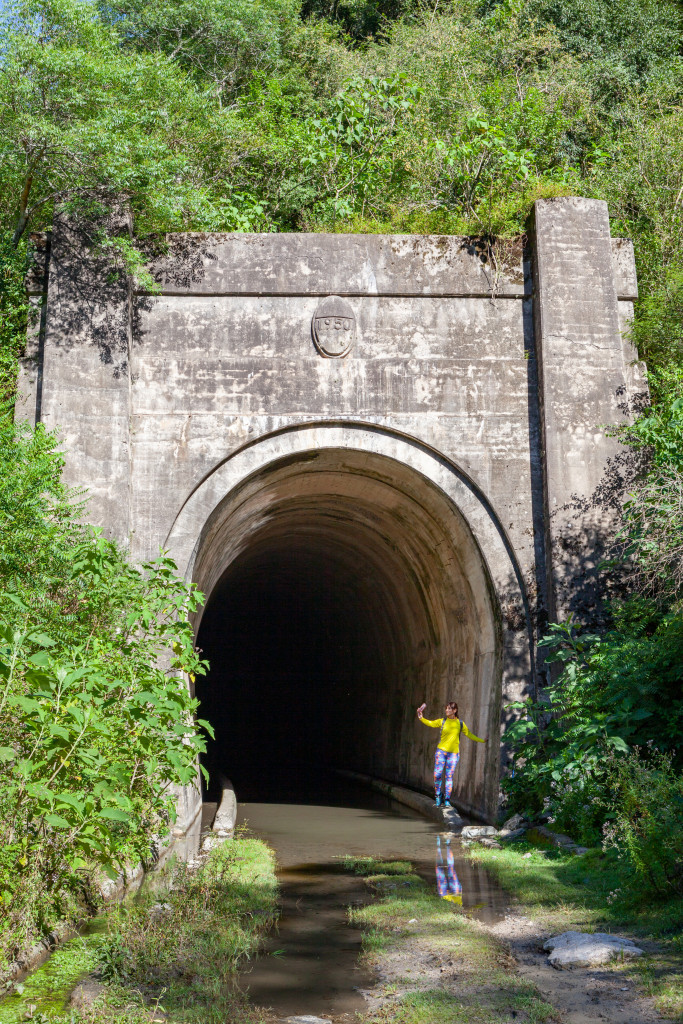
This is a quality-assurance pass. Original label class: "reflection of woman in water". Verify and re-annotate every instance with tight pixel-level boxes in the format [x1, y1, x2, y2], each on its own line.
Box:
[436, 835, 462, 905]
[417, 700, 487, 807]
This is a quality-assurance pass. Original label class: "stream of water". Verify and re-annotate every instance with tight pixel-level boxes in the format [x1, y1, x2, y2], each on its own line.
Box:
[235, 774, 507, 1019]
[0, 776, 507, 1021]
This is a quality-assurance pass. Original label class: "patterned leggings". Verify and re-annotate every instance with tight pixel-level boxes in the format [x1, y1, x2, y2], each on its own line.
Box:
[434, 748, 460, 800]
[436, 838, 462, 899]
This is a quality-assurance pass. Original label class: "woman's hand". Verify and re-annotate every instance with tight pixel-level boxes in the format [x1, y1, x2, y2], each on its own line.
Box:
[417, 703, 426, 719]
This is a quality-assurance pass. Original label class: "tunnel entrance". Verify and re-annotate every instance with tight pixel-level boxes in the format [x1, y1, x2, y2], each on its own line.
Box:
[192, 448, 502, 815]
[196, 529, 396, 800]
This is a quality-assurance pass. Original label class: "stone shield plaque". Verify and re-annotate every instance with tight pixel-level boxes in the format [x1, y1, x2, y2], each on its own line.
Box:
[312, 296, 356, 358]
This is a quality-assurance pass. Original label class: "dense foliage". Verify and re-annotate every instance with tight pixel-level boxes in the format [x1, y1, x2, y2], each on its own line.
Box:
[504, 388, 683, 894]
[0, 420, 209, 969]
[0, 0, 682, 949]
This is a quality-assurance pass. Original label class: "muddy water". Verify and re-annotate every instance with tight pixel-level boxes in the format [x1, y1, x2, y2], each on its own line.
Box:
[235, 775, 507, 1019]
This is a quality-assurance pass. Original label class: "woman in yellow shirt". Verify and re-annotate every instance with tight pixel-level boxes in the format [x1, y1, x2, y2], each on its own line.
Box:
[418, 701, 486, 808]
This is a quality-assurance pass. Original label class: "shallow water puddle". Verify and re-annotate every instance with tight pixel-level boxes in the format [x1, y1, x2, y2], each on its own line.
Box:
[237, 791, 507, 1018]
[1, 783, 507, 1020]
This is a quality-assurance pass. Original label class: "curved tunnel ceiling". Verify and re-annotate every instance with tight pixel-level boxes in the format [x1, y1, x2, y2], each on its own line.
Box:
[193, 449, 502, 816]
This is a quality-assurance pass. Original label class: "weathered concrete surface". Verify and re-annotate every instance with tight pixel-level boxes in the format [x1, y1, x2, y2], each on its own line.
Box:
[19, 200, 643, 823]
[532, 199, 643, 621]
[184, 435, 507, 820]
[29, 214, 133, 539]
[150, 232, 528, 297]
[213, 776, 237, 833]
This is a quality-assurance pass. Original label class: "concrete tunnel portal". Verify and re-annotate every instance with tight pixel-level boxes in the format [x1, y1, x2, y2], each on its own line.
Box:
[192, 447, 502, 817]
[24, 204, 642, 830]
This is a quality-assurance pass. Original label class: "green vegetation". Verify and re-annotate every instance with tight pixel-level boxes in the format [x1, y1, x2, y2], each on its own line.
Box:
[503, 365, 683, 894]
[0, 0, 681, 260]
[0, 418, 210, 972]
[0, 929, 103, 1023]
[344, 855, 557, 1024]
[0, 831, 278, 1022]
[466, 841, 683, 1020]
[0, 0, 683, 991]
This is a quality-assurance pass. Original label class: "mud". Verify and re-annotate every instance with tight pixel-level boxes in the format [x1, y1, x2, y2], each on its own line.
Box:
[486, 911, 665, 1024]
[235, 775, 507, 1019]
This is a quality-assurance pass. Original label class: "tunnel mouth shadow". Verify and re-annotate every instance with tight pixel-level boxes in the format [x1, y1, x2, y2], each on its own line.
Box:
[193, 448, 502, 817]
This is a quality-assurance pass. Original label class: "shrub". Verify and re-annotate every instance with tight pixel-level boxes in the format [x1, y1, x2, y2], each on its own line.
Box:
[503, 606, 683, 847]
[604, 748, 683, 900]
[0, 417, 210, 970]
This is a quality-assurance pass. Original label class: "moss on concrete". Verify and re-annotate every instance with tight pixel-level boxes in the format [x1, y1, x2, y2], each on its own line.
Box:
[0, 932, 103, 1021]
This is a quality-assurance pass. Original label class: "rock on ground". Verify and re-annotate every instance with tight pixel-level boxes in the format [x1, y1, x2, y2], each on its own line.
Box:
[526, 825, 589, 856]
[285, 1016, 331, 1024]
[69, 978, 107, 1008]
[460, 825, 498, 839]
[543, 931, 644, 969]
[499, 827, 527, 842]
[502, 814, 526, 831]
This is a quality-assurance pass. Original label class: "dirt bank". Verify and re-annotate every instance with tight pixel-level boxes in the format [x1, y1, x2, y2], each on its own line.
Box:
[467, 841, 683, 1023]
[349, 843, 680, 1024]
[484, 909, 663, 1024]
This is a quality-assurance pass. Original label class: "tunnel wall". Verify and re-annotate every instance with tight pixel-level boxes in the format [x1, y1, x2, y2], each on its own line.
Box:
[175, 435, 510, 817]
[18, 198, 644, 825]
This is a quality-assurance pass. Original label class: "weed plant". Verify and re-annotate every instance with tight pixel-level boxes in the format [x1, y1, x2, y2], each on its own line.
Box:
[97, 832, 278, 1021]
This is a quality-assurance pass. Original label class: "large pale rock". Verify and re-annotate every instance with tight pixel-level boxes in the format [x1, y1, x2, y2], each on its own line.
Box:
[460, 825, 498, 839]
[285, 1017, 331, 1024]
[499, 827, 526, 842]
[543, 931, 644, 969]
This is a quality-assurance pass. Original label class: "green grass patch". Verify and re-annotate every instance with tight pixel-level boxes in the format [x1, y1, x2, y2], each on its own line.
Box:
[0, 932, 103, 1021]
[467, 841, 683, 1021]
[0, 831, 278, 1024]
[467, 842, 683, 936]
[345, 858, 557, 1024]
[370, 984, 559, 1024]
[339, 856, 414, 876]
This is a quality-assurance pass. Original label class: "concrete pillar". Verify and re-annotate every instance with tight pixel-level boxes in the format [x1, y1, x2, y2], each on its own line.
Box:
[532, 197, 632, 623]
[38, 213, 132, 548]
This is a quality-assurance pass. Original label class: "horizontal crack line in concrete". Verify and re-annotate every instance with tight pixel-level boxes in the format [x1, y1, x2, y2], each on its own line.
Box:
[135, 290, 531, 300]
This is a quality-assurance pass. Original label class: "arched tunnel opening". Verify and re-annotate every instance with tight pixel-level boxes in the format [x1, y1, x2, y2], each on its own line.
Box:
[193, 449, 501, 816]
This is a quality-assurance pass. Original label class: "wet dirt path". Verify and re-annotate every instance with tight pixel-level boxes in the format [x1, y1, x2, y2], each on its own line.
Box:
[234, 779, 507, 1019]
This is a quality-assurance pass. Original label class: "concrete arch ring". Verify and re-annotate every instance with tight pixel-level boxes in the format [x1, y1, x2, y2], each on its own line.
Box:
[164, 420, 531, 644]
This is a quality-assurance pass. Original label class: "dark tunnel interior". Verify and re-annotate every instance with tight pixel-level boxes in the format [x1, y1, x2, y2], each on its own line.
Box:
[195, 537, 400, 802]
[191, 451, 499, 812]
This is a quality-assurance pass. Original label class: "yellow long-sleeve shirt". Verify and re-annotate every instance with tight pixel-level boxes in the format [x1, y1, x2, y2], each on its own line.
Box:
[420, 716, 484, 754]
